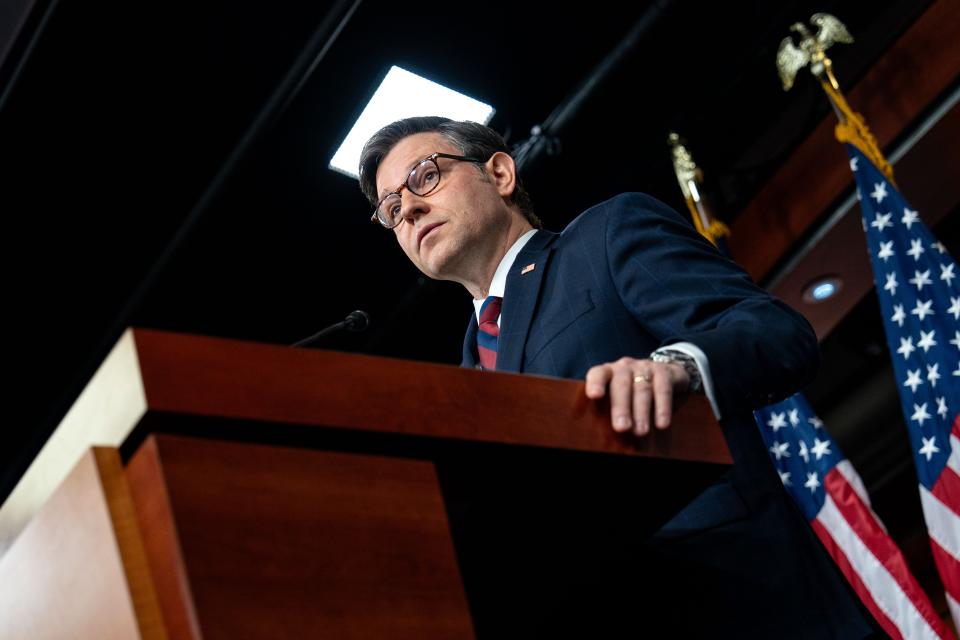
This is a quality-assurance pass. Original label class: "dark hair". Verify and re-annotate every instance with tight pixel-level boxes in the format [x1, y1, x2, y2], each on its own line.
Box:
[358, 116, 541, 228]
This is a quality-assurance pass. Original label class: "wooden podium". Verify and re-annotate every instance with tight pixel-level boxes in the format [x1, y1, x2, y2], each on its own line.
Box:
[0, 329, 730, 639]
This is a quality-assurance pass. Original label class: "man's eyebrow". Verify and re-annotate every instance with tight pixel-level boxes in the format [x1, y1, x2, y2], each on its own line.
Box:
[378, 155, 428, 198]
[376, 175, 395, 199]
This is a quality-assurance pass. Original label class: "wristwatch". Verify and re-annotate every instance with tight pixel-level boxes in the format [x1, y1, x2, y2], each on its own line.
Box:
[650, 349, 703, 393]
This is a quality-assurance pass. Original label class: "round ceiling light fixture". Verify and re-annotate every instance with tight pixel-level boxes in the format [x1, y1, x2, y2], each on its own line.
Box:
[802, 275, 843, 303]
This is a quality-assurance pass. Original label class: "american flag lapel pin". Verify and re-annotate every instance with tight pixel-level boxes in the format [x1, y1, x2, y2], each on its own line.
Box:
[521, 263, 536, 275]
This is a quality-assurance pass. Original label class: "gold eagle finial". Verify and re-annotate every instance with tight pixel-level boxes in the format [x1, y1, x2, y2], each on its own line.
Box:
[667, 132, 729, 247]
[776, 13, 853, 91]
[668, 132, 700, 200]
[775, 14, 893, 183]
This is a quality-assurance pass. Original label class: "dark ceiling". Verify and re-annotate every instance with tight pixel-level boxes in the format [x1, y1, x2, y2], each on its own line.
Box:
[1, 0, 953, 590]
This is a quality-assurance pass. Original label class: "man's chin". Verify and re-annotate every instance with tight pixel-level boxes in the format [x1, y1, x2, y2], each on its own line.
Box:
[419, 250, 454, 280]
[420, 264, 447, 281]
[420, 260, 462, 284]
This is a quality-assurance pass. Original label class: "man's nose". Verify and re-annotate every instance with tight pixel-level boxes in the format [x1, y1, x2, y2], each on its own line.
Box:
[398, 192, 429, 223]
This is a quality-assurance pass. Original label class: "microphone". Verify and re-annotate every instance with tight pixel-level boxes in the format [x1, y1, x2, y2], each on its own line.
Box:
[291, 310, 370, 348]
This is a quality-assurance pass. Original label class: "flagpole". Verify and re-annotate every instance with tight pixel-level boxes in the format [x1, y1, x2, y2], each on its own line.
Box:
[816, 73, 897, 186]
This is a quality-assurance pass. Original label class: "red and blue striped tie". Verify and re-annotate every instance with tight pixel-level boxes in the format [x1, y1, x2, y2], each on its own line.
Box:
[477, 296, 502, 370]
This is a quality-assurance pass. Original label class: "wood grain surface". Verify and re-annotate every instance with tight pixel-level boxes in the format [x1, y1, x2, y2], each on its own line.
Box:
[0, 447, 166, 639]
[126, 433, 474, 639]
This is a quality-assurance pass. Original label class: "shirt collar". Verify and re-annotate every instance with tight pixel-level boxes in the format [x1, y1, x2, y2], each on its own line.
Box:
[473, 229, 538, 321]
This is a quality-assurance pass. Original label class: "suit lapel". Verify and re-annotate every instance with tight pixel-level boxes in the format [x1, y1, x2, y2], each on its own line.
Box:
[461, 313, 479, 368]
[496, 229, 558, 373]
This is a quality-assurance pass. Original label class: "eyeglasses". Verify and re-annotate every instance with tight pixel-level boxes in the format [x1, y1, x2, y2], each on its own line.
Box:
[371, 152, 487, 229]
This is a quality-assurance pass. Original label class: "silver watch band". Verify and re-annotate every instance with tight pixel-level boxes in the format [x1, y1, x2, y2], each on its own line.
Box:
[650, 349, 703, 393]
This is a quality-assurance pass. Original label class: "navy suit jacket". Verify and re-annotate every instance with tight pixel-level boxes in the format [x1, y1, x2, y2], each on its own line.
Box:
[461, 193, 880, 638]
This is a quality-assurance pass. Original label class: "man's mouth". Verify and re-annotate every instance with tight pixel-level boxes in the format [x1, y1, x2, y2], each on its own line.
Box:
[417, 222, 444, 248]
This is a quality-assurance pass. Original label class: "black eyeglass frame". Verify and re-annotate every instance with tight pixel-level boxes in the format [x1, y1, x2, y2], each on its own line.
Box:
[371, 152, 487, 228]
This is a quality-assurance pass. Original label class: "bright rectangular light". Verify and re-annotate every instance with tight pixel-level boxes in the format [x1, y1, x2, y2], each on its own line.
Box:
[329, 66, 495, 179]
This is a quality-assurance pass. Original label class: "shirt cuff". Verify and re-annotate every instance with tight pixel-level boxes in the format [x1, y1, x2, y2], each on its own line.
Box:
[653, 342, 721, 420]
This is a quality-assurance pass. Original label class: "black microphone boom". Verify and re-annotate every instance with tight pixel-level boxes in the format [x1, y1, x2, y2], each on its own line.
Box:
[292, 310, 370, 348]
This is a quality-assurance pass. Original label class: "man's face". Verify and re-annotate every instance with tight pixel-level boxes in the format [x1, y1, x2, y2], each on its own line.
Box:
[375, 132, 514, 284]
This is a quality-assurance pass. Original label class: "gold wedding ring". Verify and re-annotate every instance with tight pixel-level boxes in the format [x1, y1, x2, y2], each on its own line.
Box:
[633, 374, 651, 384]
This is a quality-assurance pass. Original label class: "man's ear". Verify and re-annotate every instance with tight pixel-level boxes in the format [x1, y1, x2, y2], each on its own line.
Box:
[486, 151, 517, 199]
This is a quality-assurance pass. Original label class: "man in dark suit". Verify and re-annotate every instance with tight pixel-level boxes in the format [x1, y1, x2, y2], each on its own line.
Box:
[358, 116, 883, 637]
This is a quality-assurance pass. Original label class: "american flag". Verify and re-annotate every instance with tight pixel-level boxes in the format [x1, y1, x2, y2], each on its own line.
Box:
[848, 143, 960, 628]
[755, 394, 952, 638]
[668, 130, 955, 634]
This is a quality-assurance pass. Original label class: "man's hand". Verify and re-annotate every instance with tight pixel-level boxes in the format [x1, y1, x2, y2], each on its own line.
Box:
[585, 357, 691, 436]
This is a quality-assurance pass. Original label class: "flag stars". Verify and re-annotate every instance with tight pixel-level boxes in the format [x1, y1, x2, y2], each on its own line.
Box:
[896, 336, 915, 360]
[769, 441, 790, 461]
[811, 438, 832, 461]
[949, 297, 960, 321]
[901, 208, 919, 229]
[911, 299, 934, 321]
[907, 238, 925, 261]
[911, 402, 932, 427]
[870, 182, 888, 204]
[871, 212, 893, 232]
[909, 270, 932, 291]
[903, 369, 923, 393]
[767, 412, 787, 432]
[808, 416, 824, 429]
[918, 436, 939, 461]
[949, 331, 960, 352]
[926, 363, 941, 388]
[954, 361, 960, 378]
[788, 409, 800, 426]
[936, 396, 948, 420]
[798, 440, 810, 464]
[931, 241, 947, 255]
[804, 472, 821, 493]
[884, 272, 899, 296]
[891, 304, 906, 327]
[917, 330, 937, 353]
[877, 241, 895, 262]
[849, 157, 858, 171]
[941, 263, 956, 287]
[779, 470, 792, 487]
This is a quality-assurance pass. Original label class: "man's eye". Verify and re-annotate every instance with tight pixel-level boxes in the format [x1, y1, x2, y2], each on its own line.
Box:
[413, 169, 437, 190]
[390, 204, 402, 217]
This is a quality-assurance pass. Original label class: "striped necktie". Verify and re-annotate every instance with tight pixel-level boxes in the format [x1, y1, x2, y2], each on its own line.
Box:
[477, 296, 502, 370]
